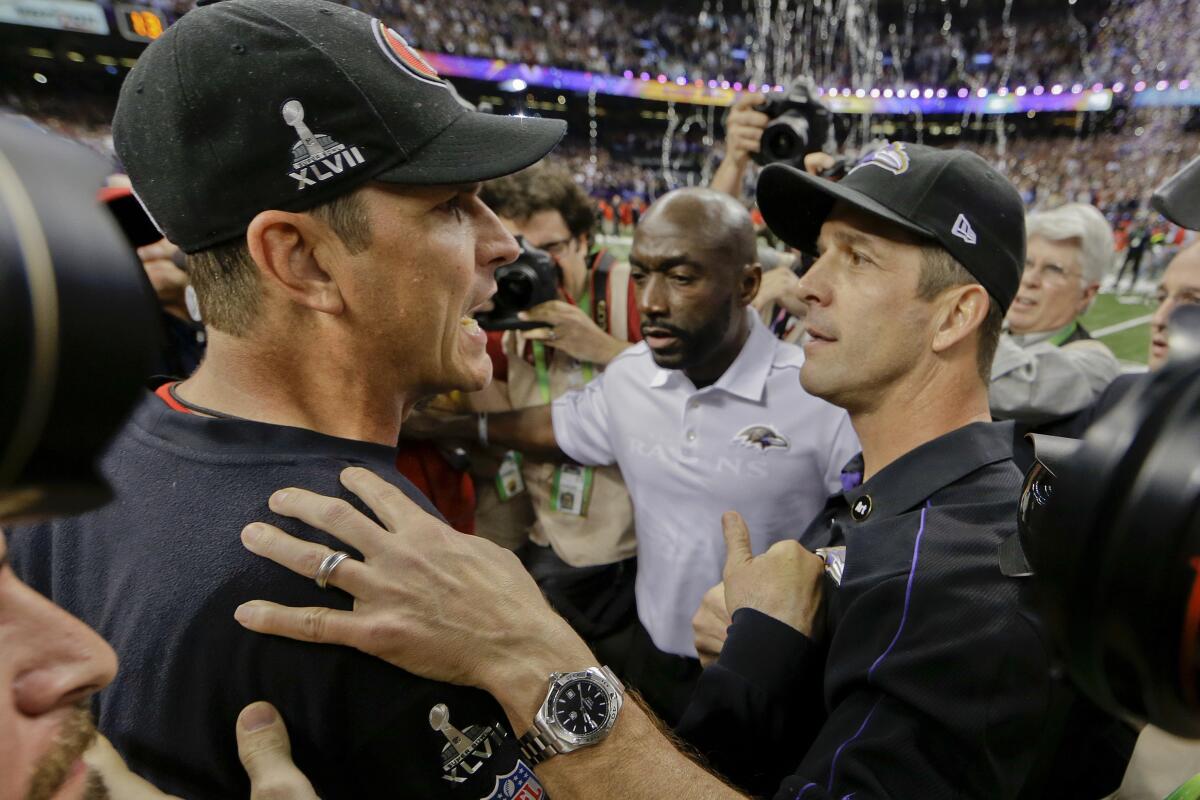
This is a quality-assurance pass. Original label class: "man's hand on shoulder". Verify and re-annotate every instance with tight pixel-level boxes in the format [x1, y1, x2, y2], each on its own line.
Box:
[521, 300, 631, 365]
[720, 511, 825, 638]
[234, 467, 596, 731]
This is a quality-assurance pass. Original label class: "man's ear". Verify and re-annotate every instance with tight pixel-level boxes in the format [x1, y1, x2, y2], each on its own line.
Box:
[245, 210, 345, 316]
[1077, 282, 1100, 315]
[739, 263, 763, 306]
[931, 283, 990, 355]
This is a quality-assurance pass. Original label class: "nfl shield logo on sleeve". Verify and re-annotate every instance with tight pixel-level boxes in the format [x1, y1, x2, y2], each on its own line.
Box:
[480, 760, 546, 800]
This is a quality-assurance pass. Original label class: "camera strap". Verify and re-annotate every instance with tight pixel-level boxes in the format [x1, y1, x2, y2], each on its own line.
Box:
[532, 286, 595, 517]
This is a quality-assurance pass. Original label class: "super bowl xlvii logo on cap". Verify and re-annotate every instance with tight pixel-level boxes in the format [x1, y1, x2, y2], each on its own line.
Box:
[480, 760, 545, 800]
[733, 424, 790, 452]
[952, 213, 978, 245]
[281, 100, 366, 191]
[847, 141, 910, 177]
[373, 20, 445, 87]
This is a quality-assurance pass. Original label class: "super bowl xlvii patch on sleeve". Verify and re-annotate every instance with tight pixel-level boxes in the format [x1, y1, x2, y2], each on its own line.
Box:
[479, 760, 546, 800]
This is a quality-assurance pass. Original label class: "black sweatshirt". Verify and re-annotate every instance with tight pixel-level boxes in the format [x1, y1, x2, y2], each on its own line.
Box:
[10, 390, 544, 799]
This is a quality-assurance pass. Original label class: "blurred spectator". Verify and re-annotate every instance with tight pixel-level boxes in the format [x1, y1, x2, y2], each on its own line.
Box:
[990, 203, 1120, 424]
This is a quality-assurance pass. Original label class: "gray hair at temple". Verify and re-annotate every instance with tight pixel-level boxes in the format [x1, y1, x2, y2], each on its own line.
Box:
[1025, 202, 1115, 286]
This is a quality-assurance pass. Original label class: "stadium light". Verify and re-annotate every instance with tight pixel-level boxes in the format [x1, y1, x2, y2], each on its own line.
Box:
[657, 74, 667, 83]
[1134, 81, 1147, 92]
[1050, 84, 1063, 95]
[855, 88, 866, 97]
[841, 88, 851, 96]
[708, 79, 718, 89]
[923, 88, 933, 98]
[774, 85, 784, 92]
[1015, 86, 1027, 96]
[828, 86, 838, 95]
[1091, 83, 1104, 92]
[936, 87, 948, 98]
[733, 82, 743, 91]
[1033, 85, 1045, 95]
[883, 88, 893, 98]
[997, 87, 1008, 96]
[1112, 82, 1125, 93]
[640, 72, 650, 81]
[675, 76, 687, 85]
[870, 88, 881, 98]
[33, 72, 48, 84]
[623, 71, 633, 79]
[1182, 80, 1192, 90]
[897, 88, 907, 98]
[1070, 84, 1083, 94]
[977, 87, 988, 98]
[1156, 80, 1169, 91]
[957, 87, 969, 98]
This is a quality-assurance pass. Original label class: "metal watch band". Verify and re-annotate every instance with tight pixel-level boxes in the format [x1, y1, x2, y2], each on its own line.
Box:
[518, 724, 559, 766]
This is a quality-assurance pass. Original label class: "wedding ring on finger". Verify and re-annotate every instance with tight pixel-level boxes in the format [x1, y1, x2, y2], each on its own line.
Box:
[314, 550, 352, 590]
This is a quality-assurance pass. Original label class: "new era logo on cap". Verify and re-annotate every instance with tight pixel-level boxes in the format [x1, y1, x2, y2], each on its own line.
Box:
[952, 213, 977, 245]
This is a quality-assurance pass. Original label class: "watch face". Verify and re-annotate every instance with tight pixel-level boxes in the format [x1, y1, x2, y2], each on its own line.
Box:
[552, 679, 611, 735]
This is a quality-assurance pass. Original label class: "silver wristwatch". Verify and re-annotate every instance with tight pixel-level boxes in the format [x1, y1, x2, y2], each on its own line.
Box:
[518, 666, 625, 765]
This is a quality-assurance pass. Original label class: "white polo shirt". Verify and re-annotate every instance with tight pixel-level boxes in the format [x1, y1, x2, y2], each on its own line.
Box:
[552, 311, 859, 657]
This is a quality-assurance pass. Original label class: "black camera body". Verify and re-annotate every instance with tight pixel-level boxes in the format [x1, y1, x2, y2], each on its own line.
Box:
[752, 77, 834, 169]
[475, 237, 558, 331]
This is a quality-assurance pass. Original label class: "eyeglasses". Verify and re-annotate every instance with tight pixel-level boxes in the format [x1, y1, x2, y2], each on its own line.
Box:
[1022, 260, 1084, 285]
[536, 238, 574, 256]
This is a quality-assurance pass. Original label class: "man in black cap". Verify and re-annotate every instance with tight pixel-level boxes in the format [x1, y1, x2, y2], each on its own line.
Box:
[7, 0, 564, 797]
[221, 142, 1130, 798]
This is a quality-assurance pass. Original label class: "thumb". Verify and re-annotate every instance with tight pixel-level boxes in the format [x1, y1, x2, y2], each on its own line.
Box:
[237, 702, 319, 800]
[721, 511, 754, 579]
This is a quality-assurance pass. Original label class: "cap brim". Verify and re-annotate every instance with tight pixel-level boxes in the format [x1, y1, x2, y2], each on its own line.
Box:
[375, 112, 566, 185]
[1026, 433, 1082, 478]
[756, 162, 934, 254]
[1152, 154, 1200, 231]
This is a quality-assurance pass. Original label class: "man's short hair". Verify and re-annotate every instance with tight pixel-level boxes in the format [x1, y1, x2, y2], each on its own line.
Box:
[917, 244, 1004, 384]
[184, 191, 371, 336]
[480, 161, 595, 241]
[1025, 203, 1115, 285]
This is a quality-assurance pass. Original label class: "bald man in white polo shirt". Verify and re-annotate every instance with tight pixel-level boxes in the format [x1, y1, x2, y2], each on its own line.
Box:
[460, 188, 858, 721]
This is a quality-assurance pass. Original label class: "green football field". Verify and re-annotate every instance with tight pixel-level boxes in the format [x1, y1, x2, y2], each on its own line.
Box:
[1079, 293, 1156, 366]
[597, 237, 1155, 366]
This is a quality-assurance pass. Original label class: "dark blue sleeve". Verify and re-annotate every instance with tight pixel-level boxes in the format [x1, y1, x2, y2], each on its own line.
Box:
[675, 608, 826, 796]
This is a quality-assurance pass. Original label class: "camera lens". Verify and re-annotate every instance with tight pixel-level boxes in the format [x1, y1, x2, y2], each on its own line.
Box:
[497, 265, 536, 309]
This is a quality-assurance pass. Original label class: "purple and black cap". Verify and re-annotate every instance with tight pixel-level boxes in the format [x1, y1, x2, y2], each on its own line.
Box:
[113, 0, 566, 253]
[756, 142, 1027, 312]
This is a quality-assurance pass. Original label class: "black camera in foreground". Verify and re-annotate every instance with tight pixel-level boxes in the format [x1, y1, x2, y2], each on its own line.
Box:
[0, 115, 159, 523]
[1012, 153, 1200, 739]
[474, 236, 558, 331]
[1016, 315, 1200, 738]
[752, 77, 834, 169]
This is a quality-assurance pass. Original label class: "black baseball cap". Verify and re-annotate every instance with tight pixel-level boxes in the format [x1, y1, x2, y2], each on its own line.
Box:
[1152, 154, 1200, 231]
[113, 0, 566, 253]
[757, 142, 1026, 312]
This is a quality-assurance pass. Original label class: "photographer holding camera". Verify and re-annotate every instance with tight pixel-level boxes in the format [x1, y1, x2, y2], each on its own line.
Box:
[468, 163, 642, 678]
